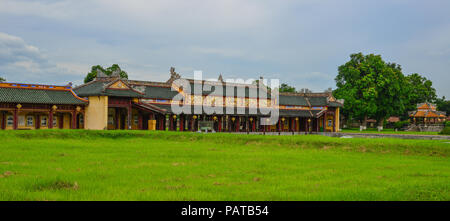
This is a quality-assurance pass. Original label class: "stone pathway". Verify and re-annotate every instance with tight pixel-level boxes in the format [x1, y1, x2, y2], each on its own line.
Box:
[321, 132, 450, 140]
[220, 131, 450, 140]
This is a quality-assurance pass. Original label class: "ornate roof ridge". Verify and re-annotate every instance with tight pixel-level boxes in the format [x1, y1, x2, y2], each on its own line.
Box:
[0, 82, 88, 103]
[0, 82, 73, 91]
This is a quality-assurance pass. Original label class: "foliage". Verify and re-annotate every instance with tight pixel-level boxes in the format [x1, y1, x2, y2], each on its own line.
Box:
[0, 130, 448, 200]
[0, 77, 5, 82]
[278, 83, 296, 93]
[84, 64, 129, 83]
[440, 124, 450, 135]
[334, 53, 408, 126]
[393, 120, 410, 130]
[435, 97, 450, 114]
[404, 73, 437, 114]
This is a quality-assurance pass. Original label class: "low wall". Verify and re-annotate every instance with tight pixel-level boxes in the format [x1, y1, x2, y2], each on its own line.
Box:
[406, 124, 444, 132]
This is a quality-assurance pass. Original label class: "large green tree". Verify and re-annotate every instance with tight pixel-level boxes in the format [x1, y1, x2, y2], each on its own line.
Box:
[403, 73, 437, 113]
[334, 53, 408, 129]
[435, 96, 450, 114]
[84, 64, 128, 83]
[0, 77, 5, 82]
[372, 62, 408, 126]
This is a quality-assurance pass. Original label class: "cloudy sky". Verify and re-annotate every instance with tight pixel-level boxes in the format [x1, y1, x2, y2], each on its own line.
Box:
[0, 0, 449, 97]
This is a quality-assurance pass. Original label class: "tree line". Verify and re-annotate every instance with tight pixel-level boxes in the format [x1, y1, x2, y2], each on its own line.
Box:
[276, 52, 448, 129]
[333, 52, 447, 128]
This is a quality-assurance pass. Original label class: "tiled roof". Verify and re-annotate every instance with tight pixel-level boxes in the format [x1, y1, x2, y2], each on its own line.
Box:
[279, 95, 309, 106]
[0, 86, 87, 105]
[75, 77, 344, 108]
[74, 80, 143, 98]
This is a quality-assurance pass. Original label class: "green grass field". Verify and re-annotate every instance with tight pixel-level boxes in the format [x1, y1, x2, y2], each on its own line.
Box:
[341, 128, 441, 135]
[0, 130, 449, 201]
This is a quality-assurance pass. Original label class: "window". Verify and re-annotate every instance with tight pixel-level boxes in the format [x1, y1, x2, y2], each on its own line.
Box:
[134, 115, 139, 125]
[6, 115, 13, 126]
[27, 116, 34, 126]
[18, 115, 25, 126]
[108, 116, 114, 125]
[328, 119, 332, 127]
[79, 115, 84, 125]
[53, 116, 57, 127]
[41, 116, 48, 126]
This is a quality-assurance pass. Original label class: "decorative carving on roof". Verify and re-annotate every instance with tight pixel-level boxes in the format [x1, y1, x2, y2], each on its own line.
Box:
[166, 67, 181, 84]
[131, 85, 146, 94]
[111, 67, 122, 78]
[96, 69, 108, 78]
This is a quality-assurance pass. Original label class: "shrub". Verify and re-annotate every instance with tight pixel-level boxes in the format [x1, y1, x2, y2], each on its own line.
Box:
[441, 121, 450, 135]
[394, 120, 409, 130]
[440, 127, 450, 135]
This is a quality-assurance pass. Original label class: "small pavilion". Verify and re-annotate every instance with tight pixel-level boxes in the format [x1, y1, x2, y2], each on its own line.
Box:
[408, 103, 446, 124]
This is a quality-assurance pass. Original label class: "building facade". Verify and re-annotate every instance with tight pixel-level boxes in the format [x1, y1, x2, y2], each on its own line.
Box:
[0, 82, 87, 130]
[0, 68, 343, 132]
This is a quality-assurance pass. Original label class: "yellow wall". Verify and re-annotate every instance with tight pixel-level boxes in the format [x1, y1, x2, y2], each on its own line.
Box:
[326, 115, 334, 132]
[132, 109, 138, 130]
[85, 96, 108, 130]
[63, 113, 71, 129]
[335, 107, 340, 132]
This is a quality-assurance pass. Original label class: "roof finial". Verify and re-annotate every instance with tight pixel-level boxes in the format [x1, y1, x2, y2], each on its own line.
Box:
[218, 74, 224, 83]
[96, 68, 107, 79]
[111, 67, 121, 78]
[167, 67, 181, 84]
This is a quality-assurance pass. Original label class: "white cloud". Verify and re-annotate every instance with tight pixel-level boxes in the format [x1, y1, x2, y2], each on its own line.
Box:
[0, 32, 83, 84]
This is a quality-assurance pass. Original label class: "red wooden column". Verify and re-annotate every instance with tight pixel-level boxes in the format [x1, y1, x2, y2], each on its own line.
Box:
[1, 111, 6, 130]
[323, 112, 327, 132]
[180, 115, 184, 131]
[13, 109, 18, 130]
[290, 118, 293, 132]
[138, 113, 143, 130]
[263, 119, 266, 133]
[304, 119, 308, 133]
[48, 109, 53, 129]
[35, 114, 40, 130]
[115, 108, 120, 129]
[218, 116, 222, 132]
[316, 118, 319, 132]
[236, 117, 240, 132]
[127, 102, 132, 130]
[332, 112, 336, 132]
[71, 110, 77, 129]
[252, 118, 256, 131]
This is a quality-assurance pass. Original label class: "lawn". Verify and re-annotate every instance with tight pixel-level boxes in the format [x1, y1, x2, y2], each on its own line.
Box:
[341, 128, 441, 135]
[0, 130, 449, 201]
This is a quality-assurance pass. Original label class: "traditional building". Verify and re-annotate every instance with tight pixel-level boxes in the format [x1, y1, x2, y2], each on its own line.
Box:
[0, 82, 87, 130]
[0, 68, 344, 132]
[408, 103, 446, 124]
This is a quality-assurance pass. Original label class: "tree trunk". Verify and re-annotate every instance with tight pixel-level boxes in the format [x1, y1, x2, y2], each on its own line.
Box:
[360, 116, 368, 131]
[377, 117, 384, 132]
